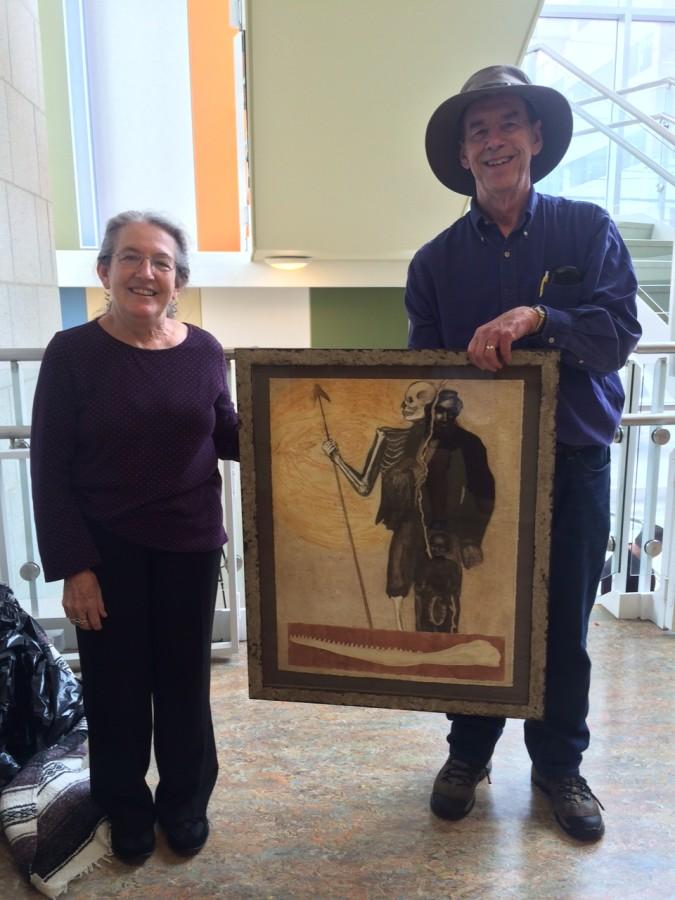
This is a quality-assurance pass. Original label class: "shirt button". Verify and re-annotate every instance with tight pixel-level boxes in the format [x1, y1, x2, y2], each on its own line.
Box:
[548, 337, 556, 344]
[504, 250, 511, 258]
[579, 359, 584, 364]
[523, 231, 528, 237]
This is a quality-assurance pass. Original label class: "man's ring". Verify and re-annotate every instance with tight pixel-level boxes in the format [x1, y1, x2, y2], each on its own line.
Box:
[70, 617, 85, 626]
[485, 343, 496, 351]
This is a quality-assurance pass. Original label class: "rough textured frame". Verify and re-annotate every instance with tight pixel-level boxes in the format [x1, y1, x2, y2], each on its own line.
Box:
[236, 348, 558, 719]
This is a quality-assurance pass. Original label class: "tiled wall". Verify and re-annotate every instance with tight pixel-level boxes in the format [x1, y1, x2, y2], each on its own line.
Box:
[0, 0, 61, 347]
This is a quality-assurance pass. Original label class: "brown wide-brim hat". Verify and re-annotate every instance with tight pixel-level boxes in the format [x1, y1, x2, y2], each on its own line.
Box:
[425, 64, 573, 196]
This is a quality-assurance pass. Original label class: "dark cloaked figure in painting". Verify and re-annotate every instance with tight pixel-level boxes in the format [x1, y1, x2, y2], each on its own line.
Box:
[415, 389, 495, 632]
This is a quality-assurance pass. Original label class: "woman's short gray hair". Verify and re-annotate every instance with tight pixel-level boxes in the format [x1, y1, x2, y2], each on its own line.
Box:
[97, 210, 191, 289]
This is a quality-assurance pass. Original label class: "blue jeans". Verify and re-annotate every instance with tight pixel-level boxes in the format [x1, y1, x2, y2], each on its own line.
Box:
[447, 443, 611, 779]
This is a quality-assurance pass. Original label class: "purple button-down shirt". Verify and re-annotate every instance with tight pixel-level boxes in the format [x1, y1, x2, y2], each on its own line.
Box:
[405, 189, 641, 446]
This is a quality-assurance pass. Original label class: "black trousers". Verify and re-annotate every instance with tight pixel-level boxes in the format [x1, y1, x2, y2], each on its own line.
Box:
[448, 444, 611, 778]
[77, 524, 221, 827]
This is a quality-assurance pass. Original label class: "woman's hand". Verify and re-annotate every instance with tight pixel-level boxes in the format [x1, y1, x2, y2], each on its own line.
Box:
[63, 569, 107, 631]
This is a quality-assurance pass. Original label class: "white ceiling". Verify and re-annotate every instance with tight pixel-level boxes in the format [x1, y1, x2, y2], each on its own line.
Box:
[246, 0, 543, 263]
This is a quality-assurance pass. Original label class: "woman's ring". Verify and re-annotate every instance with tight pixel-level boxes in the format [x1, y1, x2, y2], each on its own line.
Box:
[485, 343, 496, 351]
[70, 617, 86, 626]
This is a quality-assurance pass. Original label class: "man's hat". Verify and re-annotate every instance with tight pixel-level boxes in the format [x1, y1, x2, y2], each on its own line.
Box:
[425, 64, 573, 196]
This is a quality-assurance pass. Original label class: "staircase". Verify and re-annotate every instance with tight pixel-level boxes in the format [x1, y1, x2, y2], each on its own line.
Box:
[617, 221, 673, 325]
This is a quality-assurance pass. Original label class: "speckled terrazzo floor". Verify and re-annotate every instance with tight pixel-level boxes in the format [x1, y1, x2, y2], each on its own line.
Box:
[1, 606, 673, 900]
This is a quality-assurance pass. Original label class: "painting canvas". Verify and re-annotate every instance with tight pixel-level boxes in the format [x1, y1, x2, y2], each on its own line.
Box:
[236, 349, 558, 719]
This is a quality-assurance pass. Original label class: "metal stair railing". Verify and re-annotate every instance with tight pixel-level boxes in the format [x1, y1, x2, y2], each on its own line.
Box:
[575, 112, 674, 139]
[575, 75, 675, 109]
[525, 44, 675, 190]
[527, 45, 675, 147]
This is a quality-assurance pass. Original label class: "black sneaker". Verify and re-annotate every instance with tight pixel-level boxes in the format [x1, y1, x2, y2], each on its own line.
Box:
[109, 819, 155, 863]
[532, 768, 605, 842]
[163, 816, 210, 855]
[430, 756, 492, 820]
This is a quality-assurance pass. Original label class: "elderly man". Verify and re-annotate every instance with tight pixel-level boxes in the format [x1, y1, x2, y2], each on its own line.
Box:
[406, 65, 641, 841]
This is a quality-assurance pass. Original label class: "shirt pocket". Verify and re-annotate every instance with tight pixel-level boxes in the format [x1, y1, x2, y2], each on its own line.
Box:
[541, 282, 583, 310]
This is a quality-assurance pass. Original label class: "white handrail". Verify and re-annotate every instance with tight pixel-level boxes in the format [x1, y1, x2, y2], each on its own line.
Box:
[0, 349, 44, 361]
[527, 43, 675, 148]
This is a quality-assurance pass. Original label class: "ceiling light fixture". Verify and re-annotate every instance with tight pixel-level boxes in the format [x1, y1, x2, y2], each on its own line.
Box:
[264, 256, 312, 271]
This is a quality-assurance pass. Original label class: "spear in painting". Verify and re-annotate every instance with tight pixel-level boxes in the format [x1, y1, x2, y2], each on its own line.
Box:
[313, 384, 374, 629]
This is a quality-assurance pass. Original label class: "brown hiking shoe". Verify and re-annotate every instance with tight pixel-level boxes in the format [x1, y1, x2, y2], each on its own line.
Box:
[532, 768, 605, 841]
[430, 756, 492, 820]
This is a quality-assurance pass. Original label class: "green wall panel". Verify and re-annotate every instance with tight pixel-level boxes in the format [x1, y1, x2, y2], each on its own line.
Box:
[310, 288, 408, 349]
[38, 0, 80, 249]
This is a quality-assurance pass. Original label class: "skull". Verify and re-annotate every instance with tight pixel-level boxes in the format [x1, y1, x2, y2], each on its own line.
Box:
[401, 381, 437, 420]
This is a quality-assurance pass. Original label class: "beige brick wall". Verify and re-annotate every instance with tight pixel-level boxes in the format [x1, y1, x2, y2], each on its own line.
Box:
[0, 0, 60, 348]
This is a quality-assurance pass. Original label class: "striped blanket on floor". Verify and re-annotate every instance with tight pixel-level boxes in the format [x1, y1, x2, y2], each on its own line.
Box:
[0, 726, 111, 898]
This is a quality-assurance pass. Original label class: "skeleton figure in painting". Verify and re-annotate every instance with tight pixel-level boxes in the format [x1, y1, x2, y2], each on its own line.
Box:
[321, 383, 494, 633]
[415, 389, 495, 632]
[322, 381, 434, 630]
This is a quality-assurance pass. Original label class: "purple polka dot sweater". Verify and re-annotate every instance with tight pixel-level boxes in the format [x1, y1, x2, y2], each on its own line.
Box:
[30, 320, 239, 582]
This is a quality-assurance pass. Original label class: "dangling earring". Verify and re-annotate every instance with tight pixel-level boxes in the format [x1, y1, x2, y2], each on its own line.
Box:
[104, 289, 111, 311]
[168, 297, 178, 319]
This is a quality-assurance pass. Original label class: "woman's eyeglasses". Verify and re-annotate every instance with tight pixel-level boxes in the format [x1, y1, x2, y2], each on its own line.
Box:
[114, 252, 176, 273]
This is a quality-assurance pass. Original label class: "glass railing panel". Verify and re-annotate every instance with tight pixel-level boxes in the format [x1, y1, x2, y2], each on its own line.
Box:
[627, 20, 675, 89]
[0, 360, 41, 428]
[0, 357, 60, 617]
[535, 119, 675, 231]
[575, 96, 620, 128]
[526, 18, 620, 97]
[615, 163, 675, 229]
[525, 19, 675, 235]
[604, 354, 673, 594]
[539, 130, 611, 205]
[0, 365, 18, 426]
[0, 453, 62, 615]
[618, 120, 675, 173]
[619, 83, 674, 121]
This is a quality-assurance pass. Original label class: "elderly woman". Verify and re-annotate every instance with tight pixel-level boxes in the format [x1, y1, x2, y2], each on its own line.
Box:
[30, 211, 239, 862]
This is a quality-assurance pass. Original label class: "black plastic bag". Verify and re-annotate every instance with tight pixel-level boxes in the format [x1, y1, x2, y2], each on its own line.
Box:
[0, 583, 85, 789]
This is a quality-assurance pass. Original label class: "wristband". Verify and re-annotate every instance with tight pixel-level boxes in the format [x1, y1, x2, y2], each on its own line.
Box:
[531, 304, 547, 334]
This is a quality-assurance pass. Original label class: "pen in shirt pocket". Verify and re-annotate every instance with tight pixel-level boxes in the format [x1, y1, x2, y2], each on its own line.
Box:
[538, 265, 582, 297]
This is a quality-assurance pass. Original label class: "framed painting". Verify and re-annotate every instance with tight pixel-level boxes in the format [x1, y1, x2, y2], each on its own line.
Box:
[236, 349, 559, 719]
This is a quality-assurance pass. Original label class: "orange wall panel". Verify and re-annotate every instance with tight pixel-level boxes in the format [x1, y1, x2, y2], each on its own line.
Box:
[188, 0, 240, 251]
